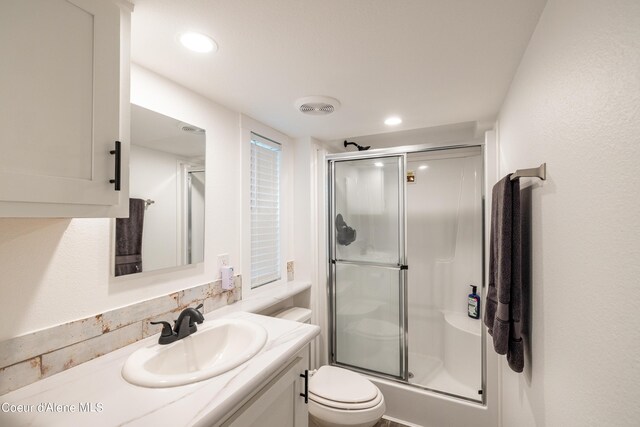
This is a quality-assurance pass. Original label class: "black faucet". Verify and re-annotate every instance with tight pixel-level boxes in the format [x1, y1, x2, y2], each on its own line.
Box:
[174, 303, 205, 338]
[150, 303, 205, 345]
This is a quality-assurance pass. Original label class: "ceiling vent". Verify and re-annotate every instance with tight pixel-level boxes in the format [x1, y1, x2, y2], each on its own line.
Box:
[295, 96, 341, 116]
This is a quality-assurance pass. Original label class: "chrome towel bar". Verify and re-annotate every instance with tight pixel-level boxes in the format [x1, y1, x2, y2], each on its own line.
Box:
[510, 163, 546, 181]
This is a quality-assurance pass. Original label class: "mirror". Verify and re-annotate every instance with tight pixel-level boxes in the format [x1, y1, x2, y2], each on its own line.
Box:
[114, 104, 206, 277]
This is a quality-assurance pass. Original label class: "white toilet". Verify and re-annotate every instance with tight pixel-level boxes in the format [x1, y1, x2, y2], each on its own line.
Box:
[274, 307, 386, 427]
[307, 365, 386, 427]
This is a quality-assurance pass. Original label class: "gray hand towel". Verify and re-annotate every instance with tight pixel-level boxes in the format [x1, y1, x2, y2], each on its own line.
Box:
[484, 175, 524, 373]
[115, 198, 145, 277]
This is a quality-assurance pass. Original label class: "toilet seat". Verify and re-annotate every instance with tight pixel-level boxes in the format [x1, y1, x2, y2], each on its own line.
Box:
[309, 366, 378, 403]
[308, 366, 386, 427]
[309, 391, 383, 410]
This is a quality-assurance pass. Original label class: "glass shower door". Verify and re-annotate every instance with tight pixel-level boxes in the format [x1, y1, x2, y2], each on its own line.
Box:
[330, 155, 406, 379]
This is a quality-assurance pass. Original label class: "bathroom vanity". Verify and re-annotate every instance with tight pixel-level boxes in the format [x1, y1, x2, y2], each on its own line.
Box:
[222, 347, 310, 427]
[0, 311, 319, 427]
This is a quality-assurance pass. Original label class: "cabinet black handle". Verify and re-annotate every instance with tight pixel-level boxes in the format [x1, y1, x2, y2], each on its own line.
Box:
[109, 140, 121, 191]
[299, 370, 309, 404]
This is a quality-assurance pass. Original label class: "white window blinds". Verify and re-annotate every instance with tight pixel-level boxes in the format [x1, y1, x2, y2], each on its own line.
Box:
[250, 133, 281, 288]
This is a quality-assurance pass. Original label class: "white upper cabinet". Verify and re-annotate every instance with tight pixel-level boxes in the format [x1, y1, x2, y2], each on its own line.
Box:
[0, 0, 131, 217]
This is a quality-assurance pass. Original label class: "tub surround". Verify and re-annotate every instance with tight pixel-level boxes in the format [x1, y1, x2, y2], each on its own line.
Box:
[0, 311, 319, 426]
[0, 276, 245, 395]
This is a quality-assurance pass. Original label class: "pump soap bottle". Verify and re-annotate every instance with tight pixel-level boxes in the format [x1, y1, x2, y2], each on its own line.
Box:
[468, 285, 480, 319]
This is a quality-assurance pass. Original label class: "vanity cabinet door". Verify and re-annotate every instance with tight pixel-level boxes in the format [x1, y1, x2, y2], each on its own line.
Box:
[222, 349, 309, 427]
[0, 0, 130, 217]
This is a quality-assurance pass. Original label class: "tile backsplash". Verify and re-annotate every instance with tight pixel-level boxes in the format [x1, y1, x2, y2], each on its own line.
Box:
[0, 276, 242, 396]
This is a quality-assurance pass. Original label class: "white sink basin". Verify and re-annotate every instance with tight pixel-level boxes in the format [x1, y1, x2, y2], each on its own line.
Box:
[122, 317, 268, 387]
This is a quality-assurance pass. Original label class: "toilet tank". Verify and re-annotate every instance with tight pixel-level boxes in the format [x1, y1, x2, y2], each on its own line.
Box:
[273, 307, 315, 368]
[274, 307, 312, 323]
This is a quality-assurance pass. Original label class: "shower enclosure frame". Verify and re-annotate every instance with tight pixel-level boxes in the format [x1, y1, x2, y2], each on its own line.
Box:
[328, 153, 408, 382]
[326, 142, 487, 405]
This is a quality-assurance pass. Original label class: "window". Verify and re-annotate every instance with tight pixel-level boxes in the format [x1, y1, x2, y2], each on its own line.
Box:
[250, 133, 281, 288]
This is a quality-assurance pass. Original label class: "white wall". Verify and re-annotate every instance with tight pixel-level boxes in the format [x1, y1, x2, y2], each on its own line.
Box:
[292, 136, 326, 370]
[496, 1, 640, 426]
[327, 122, 479, 153]
[292, 137, 315, 283]
[0, 65, 243, 341]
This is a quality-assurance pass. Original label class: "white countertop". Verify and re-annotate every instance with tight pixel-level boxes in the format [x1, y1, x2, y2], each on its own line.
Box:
[0, 282, 318, 427]
[211, 280, 311, 318]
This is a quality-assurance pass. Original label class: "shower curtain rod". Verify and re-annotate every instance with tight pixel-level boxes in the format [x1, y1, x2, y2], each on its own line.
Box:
[510, 163, 546, 181]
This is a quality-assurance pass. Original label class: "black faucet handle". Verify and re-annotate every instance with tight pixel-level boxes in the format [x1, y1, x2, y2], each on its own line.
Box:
[150, 321, 174, 338]
[195, 303, 204, 313]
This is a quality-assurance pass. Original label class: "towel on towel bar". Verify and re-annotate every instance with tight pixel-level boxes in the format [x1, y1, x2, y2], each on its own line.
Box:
[115, 198, 145, 277]
[484, 175, 524, 373]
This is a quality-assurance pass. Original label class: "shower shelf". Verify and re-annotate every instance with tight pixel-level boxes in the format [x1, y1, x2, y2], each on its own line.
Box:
[443, 311, 481, 337]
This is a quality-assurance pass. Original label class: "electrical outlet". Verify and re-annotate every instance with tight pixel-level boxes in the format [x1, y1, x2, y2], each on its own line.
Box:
[217, 254, 229, 270]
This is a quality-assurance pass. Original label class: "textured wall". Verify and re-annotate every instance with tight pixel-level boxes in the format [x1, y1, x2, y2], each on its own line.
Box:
[496, 0, 640, 425]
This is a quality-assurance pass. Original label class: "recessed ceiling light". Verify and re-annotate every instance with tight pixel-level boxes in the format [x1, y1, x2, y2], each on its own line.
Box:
[419, 165, 428, 170]
[384, 116, 402, 126]
[179, 32, 217, 53]
[374, 162, 384, 167]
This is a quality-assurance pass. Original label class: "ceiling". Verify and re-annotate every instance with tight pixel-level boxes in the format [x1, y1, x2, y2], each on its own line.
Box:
[130, 0, 546, 142]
